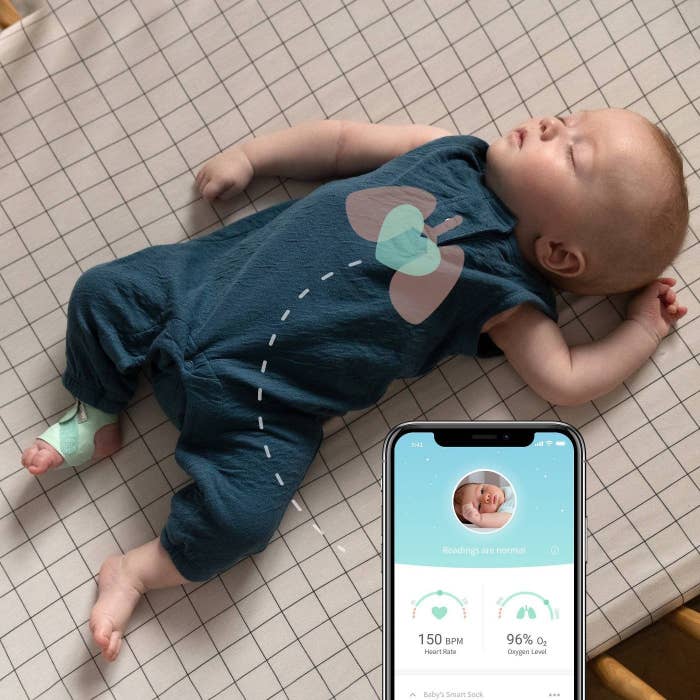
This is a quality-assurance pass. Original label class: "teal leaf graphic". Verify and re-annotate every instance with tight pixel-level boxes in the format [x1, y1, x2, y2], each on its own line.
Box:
[376, 204, 440, 277]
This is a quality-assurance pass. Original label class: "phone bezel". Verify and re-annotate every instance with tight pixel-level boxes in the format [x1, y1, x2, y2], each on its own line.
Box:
[382, 420, 586, 699]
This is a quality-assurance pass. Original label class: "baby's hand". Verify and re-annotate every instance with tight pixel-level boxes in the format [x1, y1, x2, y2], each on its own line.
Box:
[462, 503, 481, 525]
[626, 277, 687, 344]
[195, 146, 255, 202]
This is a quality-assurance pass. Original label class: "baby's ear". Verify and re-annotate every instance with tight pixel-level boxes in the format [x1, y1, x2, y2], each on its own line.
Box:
[535, 237, 586, 278]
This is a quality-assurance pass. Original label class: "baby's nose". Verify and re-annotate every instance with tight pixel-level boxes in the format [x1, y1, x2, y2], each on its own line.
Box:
[539, 117, 559, 139]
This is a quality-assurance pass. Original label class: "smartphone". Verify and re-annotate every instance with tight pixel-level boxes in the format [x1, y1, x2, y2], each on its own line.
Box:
[382, 421, 585, 699]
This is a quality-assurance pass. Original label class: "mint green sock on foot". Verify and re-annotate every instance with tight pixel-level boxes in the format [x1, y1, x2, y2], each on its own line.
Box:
[37, 400, 119, 469]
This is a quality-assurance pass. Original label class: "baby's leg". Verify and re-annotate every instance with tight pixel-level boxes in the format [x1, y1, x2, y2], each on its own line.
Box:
[89, 406, 324, 661]
[22, 255, 171, 473]
[90, 537, 191, 661]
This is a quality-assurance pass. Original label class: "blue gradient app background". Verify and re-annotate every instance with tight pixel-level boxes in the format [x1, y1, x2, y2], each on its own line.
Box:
[395, 431, 574, 567]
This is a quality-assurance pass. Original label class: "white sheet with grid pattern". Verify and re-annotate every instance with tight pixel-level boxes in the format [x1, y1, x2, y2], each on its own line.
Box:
[0, 0, 699, 697]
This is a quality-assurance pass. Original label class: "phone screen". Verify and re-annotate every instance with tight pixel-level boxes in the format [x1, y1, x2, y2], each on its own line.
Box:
[386, 424, 584, 699]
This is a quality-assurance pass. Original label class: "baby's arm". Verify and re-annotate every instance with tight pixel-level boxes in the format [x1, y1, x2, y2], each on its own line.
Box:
[489, 279, 687, 406]
[195, 119, 451, 201]
[462, 504, 511, 528]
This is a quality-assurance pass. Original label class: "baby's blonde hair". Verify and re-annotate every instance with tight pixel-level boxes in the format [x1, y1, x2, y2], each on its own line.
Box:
[557, 121, 688, 296]
[453, 484, 470, 524]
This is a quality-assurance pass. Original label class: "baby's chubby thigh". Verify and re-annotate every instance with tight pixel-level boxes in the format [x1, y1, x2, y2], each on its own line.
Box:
[160, 402, 325, 582]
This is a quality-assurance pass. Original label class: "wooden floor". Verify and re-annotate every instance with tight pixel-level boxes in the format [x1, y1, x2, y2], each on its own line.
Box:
[586, 595, 700, 698]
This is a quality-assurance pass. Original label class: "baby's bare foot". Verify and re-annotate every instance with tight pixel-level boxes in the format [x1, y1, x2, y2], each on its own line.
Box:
[90, 554, 145, 662]
[21, 421, 121, 475]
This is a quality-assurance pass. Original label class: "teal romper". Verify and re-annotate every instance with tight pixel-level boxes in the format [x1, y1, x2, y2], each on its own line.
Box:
[62, 135, 557, 581]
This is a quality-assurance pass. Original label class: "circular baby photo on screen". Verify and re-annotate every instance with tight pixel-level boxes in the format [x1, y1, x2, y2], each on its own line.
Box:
[452, 470, 516, 533]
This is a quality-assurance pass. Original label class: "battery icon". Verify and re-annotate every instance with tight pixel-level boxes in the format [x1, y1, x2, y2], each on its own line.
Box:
[555, 441, 565, 446]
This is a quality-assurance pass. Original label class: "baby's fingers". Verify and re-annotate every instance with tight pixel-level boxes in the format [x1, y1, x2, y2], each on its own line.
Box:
[219, 184, 241, 201]
[650, 281, 670, 300]
[202, 180, 222, 201]
[664, 302, 687, 323]
[669, 304, 687, 317]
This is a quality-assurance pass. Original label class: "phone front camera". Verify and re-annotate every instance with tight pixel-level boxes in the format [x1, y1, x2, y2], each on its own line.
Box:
[503, 434, 511, 440]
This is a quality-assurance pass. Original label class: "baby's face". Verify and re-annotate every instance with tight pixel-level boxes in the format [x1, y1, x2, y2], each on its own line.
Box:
[484, 108, 657, 238]
[462, 483, 505, 514]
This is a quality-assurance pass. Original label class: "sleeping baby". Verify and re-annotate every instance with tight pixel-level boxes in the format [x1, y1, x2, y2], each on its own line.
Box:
[453, 481, 515, 529]
[20, 108, 688, 662]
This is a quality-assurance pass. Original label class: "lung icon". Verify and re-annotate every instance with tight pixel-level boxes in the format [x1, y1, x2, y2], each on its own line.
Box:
[346, 186, 464, 324]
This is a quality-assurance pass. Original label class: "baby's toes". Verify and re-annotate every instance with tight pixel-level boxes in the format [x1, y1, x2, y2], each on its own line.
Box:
[24, 449, 50, 475]
[90, 616, 113, 652]
[30, 445, 63, 474]
[34, 449, 53, 470]
[21, 445, 37, 469]
[105, 630, 121, 661]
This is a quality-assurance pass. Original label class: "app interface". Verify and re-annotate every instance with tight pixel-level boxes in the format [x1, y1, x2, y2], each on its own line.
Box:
[392, 431, 577, 698]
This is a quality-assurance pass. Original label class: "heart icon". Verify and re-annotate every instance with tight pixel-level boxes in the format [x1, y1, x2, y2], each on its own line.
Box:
[431, 606, 448, 620]
[375, 204, 441, 276]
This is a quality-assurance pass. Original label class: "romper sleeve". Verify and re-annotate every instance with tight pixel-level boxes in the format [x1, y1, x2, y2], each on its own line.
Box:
[475, 234, 559, 358]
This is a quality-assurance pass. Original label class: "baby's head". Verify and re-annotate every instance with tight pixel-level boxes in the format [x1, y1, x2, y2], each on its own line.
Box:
[453, 482, 505, 523]
[485, 108, 688, 295]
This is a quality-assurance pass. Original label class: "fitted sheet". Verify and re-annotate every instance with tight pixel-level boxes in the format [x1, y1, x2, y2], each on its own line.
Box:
[0, 0, 699, 697]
